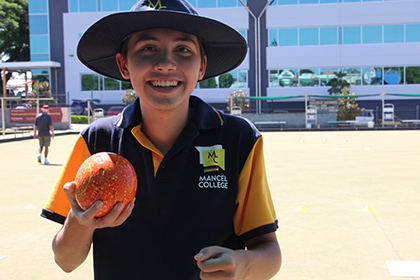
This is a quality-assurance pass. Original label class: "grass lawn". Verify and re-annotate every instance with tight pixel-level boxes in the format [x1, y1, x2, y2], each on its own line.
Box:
[0, 130, 419, 279]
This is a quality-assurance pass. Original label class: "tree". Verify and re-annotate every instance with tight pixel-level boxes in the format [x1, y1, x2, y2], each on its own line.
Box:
[120, 89, 137, 106]
[337, 87, 363, 121]
[327, 72, 350, 95]
[0, 0, 29, 93]
[26, 81, 57, 108]
[219, 73, 234, 88]
[226, 90, 249, 113]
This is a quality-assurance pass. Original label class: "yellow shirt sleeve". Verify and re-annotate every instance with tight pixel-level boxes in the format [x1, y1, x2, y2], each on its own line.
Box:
[234, 136, 277, 237]
[43, 135, 92, 219]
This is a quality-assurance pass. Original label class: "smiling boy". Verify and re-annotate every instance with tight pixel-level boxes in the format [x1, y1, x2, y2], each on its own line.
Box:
[41, 1, 281, 279]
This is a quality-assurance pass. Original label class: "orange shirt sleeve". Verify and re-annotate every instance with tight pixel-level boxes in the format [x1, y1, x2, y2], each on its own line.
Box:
[234, 136, 277, 237]
[43, 135, 92, 219]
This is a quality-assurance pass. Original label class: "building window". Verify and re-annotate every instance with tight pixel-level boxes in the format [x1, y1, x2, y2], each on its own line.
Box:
[82, 74, 100, 91]
[320, 69, 338, 86]
[362, 25, 382, 44]
[120, 0, 137, 11]
[300, 0, 318, 4]
[32, 69, 50, 83]
[384, 67, 404, 85]
[29, 15, 48, 35]
[198, 0, 217, 8]
[269, 66, 420, 87]
[29, 0, 48, 13]
[406, 24, 420, 42]
[299, 28, 319, 46]
[188, 0, 245, 7]
[384, 25, 404, 43]
[277, 0, 298, 4]
[320, 27, 338, 45]
[278, 28, 298, 46]
[81, 74, 134, 91]
[299, 69, 319, 87]
[343, 26, 361, 44]
[269, 29, 278, 46]
[30, 35, 49, 53]
[406, 67, 420, 84]
[198, 70, 247, 89]
[102, 0, 118, 11]
[342, 68, 362, 86]
[218, 0, 238, 7]
[104, 77, 120, 90]
[80, 0, 97, 12]
[362, 67, 382, 85]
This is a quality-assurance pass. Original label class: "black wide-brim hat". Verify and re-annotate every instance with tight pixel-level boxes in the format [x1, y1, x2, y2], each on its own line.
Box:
[77, 0, 248, 81]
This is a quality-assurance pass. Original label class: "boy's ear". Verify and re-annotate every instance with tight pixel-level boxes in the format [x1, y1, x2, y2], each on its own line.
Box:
[198, 56, 207, 81]
[116, 53, 130, 79]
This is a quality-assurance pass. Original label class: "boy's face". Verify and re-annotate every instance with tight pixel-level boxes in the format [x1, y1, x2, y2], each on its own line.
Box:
[116, 28, 207, 112]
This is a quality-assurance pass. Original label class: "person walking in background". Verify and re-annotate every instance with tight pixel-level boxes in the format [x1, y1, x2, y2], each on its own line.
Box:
[34, 104, 54, 164]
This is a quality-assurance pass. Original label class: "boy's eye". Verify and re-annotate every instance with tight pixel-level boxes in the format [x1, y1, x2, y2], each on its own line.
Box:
[142, 46, 156, 52]
[177, 47, 190, 53]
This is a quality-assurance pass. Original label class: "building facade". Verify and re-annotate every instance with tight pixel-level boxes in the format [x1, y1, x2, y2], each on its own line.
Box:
[28, 0, 420, 115]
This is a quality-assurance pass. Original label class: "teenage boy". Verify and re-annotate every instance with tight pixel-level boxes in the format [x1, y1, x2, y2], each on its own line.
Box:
[41, 1, 281, 279]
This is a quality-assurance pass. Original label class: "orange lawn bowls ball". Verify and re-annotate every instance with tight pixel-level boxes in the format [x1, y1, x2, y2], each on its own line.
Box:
[74, 152, 137, 217]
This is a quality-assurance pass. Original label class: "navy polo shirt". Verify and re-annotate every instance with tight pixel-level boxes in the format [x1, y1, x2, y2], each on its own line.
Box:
[42, 96, 277, 279]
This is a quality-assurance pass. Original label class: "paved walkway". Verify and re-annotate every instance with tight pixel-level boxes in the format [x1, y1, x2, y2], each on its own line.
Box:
[0, 124, 87, 143]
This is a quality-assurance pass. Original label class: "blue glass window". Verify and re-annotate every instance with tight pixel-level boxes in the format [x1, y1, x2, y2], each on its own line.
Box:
[362, 25, 382, 44]
[279, 29, 298, 46]
[300, 28, 318, 46]
[320, 69, 338, 86]
[320, 0, 337, 3]
[31, 53, 50, 61]
[69, 0, 78, 12]
[384, 25, 404, 43]
[343, 26, 361, 44]
[406, 24, 420, 42]
[102, 0, 118, 11]
[342, 68, 361, 85]
[300, 0, 318, 4]
[278, 0, 298, 5]
[218, 0, 237, 7]
[29, 15, 48, 35]
[320, 27, 337, 45]
[30, 35, 49, 53]
[198, 0, 216, 8]
[343, 0, 360, 2]
[238, 30, 247, 41]
[80, 0, 97, 12]
[120, 0, 137, 10]
[186, 0, 196, 7]
[300, 69, 319, 87]
[384, 67, 403, 85]
[362, 67, 382, 85]
[269, 29, 278, 46]
[29, 0, 48, 14]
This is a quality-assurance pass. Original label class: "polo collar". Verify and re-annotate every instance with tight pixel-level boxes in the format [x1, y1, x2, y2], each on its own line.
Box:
[115, 95, 225, 130]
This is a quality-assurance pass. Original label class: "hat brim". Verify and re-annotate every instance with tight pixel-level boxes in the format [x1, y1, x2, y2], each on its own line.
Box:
[77, 11, 247, 81]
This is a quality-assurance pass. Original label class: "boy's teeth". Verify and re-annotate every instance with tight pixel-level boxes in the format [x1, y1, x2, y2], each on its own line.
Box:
[152, 80, 178, 87]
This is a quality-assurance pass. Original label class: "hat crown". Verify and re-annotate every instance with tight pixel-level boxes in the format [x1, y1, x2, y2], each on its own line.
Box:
[131, 0, 198, 15]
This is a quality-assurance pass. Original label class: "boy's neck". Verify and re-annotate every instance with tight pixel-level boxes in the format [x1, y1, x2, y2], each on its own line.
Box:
[140, 102, 190, 155]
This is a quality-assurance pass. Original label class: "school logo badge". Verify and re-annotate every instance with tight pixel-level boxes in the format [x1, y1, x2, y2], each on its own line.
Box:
[147, 0, 167, 10]
[195, 145, 225, 172]
[195, 145, 228, 189]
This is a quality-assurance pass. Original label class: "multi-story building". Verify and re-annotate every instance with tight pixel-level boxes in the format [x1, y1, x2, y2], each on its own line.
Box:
[27, 0, 420, 117]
